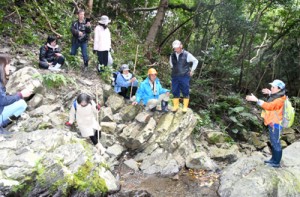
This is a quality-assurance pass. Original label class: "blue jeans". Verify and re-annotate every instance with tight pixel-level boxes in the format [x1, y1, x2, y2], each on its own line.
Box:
[0, 100, 27, 126]
[171, 75, 190, 98]
[70, 41, 89, 64]
[268, 124, 282, 152]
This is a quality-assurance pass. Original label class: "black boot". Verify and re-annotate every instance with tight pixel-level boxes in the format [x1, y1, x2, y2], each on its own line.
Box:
[264, 147, 274, 164]
[150, 107, 157, 112]
[0, 126, 11, 135]
[161, 101, 169, 112]
[267, 150, 282, 168]
[82, 61, 88, 72]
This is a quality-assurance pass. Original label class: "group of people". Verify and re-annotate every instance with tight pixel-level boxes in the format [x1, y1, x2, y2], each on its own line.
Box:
[39, 9, 112, 73]
[1, 9, 289, 168]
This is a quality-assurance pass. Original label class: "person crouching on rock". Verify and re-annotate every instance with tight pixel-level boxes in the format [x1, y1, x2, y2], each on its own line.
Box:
[0, 54, 32, 135]
[65, 93, 106, 154]
[246, 79, 286, 168]
[114, 64, 138, 99]
[132, 68, 170, 112]
[39, 35, 65, 71]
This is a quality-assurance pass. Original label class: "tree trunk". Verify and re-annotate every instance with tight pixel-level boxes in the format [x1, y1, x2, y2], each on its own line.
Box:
[145, 0, 168, 45]
[86, 0, 93, 18]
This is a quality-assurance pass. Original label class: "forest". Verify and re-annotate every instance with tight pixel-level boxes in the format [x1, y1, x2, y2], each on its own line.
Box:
[0, 0, 299, 131]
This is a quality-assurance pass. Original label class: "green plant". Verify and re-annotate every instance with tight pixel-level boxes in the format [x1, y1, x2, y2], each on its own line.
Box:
[34, 73, 77, 89]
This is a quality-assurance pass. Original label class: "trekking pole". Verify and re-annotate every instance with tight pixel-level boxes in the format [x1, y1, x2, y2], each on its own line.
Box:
[96, 85, 100, 143]
[130, 45, 139, 99]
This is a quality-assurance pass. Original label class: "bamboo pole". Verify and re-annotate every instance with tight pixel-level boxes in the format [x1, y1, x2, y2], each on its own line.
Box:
[130, 45, 139, 99]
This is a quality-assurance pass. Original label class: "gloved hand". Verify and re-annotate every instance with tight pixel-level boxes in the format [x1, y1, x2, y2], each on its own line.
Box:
[96, 103, 101, 111]
[65, 121, 72, 126]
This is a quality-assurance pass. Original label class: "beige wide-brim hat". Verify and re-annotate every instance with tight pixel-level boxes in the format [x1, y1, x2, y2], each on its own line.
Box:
[98, 15, 111, 25]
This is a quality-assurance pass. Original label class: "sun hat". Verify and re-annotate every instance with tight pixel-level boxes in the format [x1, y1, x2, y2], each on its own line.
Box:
[98, 15, 111, 25]
[121, 64, 130, 71]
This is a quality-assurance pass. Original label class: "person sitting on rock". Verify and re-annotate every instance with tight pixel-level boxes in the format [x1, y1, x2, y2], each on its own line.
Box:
[132, 68, 169, 112]
[114, 64, 138, 99]
[39, 35, 65, 71]
[65, 93, 106, 154]
[0, 54, 32, 135]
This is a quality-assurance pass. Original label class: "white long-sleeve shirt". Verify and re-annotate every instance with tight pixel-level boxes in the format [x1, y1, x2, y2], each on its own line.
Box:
[93, 25, 111, 51]
[169, 50, 198, 72]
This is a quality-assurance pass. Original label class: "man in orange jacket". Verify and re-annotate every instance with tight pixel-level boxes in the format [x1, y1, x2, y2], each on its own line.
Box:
[246, 79, 286, 168]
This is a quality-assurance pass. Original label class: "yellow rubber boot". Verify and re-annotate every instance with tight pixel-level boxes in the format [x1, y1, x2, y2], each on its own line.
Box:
[183, 98, 189, 112]
[172, 98, 180, 112]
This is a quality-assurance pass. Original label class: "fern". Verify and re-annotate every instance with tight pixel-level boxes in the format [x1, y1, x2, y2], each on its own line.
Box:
[34, 73, 77, 89]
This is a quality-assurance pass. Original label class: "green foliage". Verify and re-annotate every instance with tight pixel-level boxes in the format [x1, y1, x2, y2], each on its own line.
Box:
[208, 95, 262, 133]
[34, 73, 77, 89]
[69, 160, 108, 195]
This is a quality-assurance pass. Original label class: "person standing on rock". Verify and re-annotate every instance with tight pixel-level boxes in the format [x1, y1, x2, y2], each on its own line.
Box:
[93, 15, 112, 72]
[39, 35, 65, 71]
[65, 93, 106, 154]
[0, 54, 32, 135]
[132, 68, 169, 112]
[114, 64, 138, 99]
[70, 9, 91, 72]
[246, 79, 286, 168]
[170, 40, 198, 112]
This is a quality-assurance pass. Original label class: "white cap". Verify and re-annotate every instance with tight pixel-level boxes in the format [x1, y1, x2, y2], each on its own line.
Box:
[269, 79, 285, 89]
[98, 15, 111, 25]
[172, 40, 182, 48]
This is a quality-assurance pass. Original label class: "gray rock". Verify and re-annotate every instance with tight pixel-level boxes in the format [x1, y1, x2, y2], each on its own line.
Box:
[29, 104, 61, 117]
[207, 131, 228, 144]
[135, 111, 152, 123]
[218, 143, 300, 197]
[186, 152, 219, 171]
[123, 159, 139, 172]
[100, 107, 114, 122]
[106, 144, 125, 158]
[120, 105, 142, 122]
[100, 122, 117, 134]
[6, 67, 44, 95]
[210, 144, 240, 163]
[27, 93, 44, 110]
[105, 94, 125, 113]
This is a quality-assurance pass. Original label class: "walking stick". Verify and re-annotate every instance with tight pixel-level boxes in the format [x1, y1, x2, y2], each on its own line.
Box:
[96, 85, 100, 143]
[130, 45, 139, 99]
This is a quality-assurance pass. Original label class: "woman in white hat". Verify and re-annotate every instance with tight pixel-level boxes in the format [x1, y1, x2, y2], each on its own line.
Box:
[93, 15, 111, 72]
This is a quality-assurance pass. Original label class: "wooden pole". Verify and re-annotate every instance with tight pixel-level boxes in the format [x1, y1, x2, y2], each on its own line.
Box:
[130, 45, 139, 99]
[96, 85, 100, 143]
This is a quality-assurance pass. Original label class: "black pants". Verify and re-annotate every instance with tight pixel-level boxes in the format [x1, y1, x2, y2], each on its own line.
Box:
[118, 86, 137, 99]
[97, 51, 108, 68]
[39, 56, 65, 69]
[89, 130, 101, 145]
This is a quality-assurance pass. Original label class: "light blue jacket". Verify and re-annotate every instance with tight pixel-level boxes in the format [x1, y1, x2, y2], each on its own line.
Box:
[135, 77, 169, 105]
[114, 72, 138, 93]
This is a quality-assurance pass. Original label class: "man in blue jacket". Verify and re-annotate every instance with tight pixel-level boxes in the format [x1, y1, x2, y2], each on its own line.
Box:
[132, 68, 170, 112]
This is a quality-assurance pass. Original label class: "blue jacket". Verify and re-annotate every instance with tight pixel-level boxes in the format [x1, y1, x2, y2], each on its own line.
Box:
[135, 77, 169, 105]
[114, 72, 138, 93]
[0, 82, 22, 114]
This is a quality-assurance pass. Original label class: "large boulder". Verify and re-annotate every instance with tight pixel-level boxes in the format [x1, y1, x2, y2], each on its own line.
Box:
[6, 67, 44, 95]
[218, 142, 300, 197]
[0, 129, 119, 196]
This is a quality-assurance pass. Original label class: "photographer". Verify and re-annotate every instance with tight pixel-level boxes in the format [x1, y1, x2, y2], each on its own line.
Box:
[70, 9, 91, 72]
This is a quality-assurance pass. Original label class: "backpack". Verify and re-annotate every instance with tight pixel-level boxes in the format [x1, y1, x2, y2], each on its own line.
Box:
[111, 71, 120, 86]
[281, 97, 295, 128]
[73, 99, 77, 119]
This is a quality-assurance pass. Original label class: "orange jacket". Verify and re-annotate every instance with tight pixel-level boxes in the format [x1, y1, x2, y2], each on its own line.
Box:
[261, 96, 286, 126]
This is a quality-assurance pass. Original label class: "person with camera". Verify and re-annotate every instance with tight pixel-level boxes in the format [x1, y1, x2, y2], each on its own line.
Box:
[70, 9, 91, 72]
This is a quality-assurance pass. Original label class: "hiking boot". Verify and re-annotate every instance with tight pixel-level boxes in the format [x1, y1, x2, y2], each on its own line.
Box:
[0, 126, 12, 135]
[266, 163, 281, 168]
[264, 159, 274, 164]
